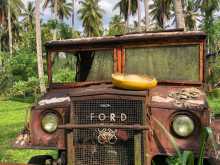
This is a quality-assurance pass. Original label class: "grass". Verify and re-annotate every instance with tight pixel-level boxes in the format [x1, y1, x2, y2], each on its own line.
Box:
[208, 88, 220, 114]
[208, 97, 220, 114]
[0, 98, 56, 163]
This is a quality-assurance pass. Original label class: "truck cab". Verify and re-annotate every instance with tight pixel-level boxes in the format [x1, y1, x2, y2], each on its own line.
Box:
[14, 31, 218, 165]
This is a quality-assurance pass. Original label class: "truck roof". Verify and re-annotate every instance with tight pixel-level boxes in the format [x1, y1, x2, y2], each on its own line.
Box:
[45, 30, 206, 51]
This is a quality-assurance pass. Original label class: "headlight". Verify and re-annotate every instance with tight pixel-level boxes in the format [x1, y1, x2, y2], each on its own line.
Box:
[41, 113, 58, 133]
[172, 115, 195, 137]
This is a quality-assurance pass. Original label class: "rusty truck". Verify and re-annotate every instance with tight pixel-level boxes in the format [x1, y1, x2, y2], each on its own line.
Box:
[12, 30, 220, 164]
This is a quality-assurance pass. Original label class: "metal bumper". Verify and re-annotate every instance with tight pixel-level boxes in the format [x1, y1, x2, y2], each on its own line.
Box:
[58, 124, 148, 130]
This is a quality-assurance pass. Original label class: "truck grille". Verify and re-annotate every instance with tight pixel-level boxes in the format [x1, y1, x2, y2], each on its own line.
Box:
[71, 98, 145, 165]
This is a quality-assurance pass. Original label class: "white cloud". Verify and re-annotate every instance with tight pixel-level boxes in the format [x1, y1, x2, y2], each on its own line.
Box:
[99, 0, 120, 16]
[99, 0, 120, 29]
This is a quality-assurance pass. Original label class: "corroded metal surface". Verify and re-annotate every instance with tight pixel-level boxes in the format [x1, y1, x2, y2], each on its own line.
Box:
[152, 87, 206, 109]
[58, 124, 148, 130]
[45, 31, 206, 50]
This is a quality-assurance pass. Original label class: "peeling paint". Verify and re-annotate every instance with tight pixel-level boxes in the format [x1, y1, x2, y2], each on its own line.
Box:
[38, 97, 70, 105]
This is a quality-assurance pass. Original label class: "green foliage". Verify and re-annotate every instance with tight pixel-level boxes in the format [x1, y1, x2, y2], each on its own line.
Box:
[150, 0, 172, 29]
[78, 0, 104, 37]
[200, 0, 220, 51]
[208, 96, 220, 113]
[53, 68, 75, 83]
[21, 1, 35, 32]
[108, 15, 125, 36]
[165, 127, 215, 165]
[198, 127, 216, 165]
[43, 0, 73, 20]
[113, 0, 138, 21]
[42, 20, 80, 43]
[208, 88, 220, 98]
[19, 30, 36, 51]
[9, 49, 37, 81]
[0, 0, 24, 51]
[166, 151, 194, 165]
[0, 49, 39, 98]
[7, 77, 39, 98]
[184, 0, 199, 31]
[207, 55, 220, 87]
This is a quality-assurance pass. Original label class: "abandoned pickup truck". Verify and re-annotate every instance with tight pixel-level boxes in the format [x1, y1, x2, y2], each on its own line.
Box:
[13, 31, 220, 165]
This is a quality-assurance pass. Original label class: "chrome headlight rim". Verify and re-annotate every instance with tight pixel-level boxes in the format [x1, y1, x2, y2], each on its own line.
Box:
[171, 113, 196, 138]
[41, 111, 60, 133]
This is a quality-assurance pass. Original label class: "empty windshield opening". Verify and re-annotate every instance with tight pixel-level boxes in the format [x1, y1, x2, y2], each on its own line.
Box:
[51, 50, 114, 83]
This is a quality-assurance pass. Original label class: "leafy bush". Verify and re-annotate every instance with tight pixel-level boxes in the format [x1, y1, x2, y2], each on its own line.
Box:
[9, 49, 37, 81]
[52, 68, 75, 83]
[0, 49, 41, 98]
[7, 77, 39, 98]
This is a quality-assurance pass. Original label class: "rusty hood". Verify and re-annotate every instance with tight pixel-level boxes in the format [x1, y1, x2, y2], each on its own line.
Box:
[36, 84, 207, 111]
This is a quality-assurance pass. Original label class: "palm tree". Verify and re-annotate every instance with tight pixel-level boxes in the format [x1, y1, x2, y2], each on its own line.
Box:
[0, 0, 24, 54]
[150, 0, 172, 29]
[114, 0, 138, 30]
[35, 0, 46, 93]
[78, 0, 104, 37]
[199, 0, 219, 52]
[22, 2, 35, 31]
[8, 0, 12, 54]
[173, 0, 185, 29]
[43, 0, 73, 21]
[108, 15, 125, 35]
[43, 0, 72, 40]
[137, 0, 141, 31]
[71, 0, 75, 28]
[183, 0, 199, 31]
[0, 0, 7, 26]
[144, 0, 150, 30]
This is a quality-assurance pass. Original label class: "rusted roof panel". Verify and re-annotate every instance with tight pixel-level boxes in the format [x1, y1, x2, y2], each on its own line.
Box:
[45, 31, 206, 51]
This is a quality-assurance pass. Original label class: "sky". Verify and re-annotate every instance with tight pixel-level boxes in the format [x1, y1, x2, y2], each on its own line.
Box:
[24, 0, 146, 32]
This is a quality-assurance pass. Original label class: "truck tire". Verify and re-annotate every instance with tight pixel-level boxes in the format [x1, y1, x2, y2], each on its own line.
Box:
[28, 155, 53, 165]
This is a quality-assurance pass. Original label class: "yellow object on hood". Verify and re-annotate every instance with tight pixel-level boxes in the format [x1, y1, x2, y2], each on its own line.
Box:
[112, 73, 157, 90]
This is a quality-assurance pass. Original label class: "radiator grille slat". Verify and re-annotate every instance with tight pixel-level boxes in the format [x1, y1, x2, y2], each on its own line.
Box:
[71, 98, 144, 165]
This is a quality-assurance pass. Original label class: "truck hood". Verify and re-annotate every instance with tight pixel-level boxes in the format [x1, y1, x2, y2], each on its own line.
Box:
[37, 84, 207, 110]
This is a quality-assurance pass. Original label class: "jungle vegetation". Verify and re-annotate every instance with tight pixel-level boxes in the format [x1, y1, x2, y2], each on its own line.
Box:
[0, 0, 219, 97]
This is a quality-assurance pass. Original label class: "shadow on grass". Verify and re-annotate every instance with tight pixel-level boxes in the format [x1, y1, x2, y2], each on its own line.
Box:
[8, 96, 35, 104]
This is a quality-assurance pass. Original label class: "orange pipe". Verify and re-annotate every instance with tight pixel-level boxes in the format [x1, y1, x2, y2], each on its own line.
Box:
[117, 48, 122, 73]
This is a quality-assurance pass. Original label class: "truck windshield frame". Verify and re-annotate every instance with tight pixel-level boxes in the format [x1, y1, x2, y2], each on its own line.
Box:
[46, 33, 205, 88]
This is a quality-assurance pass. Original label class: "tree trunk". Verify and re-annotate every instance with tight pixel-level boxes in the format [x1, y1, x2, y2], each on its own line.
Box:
[7, 0, 12, 55]
[72, 0, 75, 28]
[144, 0, 149, 31]
[137, 0, 141, 32]
[173, 0, 185, 30]
[35, 0, 46, 93]
[53, 0, 58, 40]
[162, 13, 167, 29]
[127, 0, 131, 32]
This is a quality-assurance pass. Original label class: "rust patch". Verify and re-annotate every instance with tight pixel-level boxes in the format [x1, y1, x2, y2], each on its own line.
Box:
[152, 87, 205, 109]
